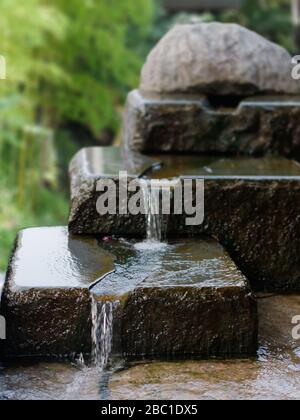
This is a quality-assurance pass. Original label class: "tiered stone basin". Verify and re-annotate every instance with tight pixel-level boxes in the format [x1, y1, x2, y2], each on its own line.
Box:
[69, 146, 300, 292]
[0, 227, 257, 358]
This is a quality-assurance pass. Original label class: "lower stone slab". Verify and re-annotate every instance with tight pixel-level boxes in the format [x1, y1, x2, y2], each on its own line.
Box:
[1, 228, 257, 359]
[108, 294, 300, 400]
[120, 286, 257, 357]
[123, 90, 300, 160]
[93, 238, 258, 358]
[1, 227, 114, 358]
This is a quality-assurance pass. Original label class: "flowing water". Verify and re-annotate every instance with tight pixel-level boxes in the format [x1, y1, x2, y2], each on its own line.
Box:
[90, 178, 167, 369]
[91, 297, 119, 369]
[90, 177, 167, 369]
[140, 179, 167, 242]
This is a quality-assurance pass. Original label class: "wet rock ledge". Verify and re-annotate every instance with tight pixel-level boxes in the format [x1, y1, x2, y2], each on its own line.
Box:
[69, 147, 300, 292]
[124, 91, 300, 159]
[1, 227, 114, 358]
[124, 23, 300, 159]
[0, 228, 257, 358]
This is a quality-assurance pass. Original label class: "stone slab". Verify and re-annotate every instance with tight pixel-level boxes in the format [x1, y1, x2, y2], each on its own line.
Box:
[123, 90, 300, 160]
[1, 227, 115, 358]
[108, 294, 300, 400]
[92, 238, 258, 358]
[69, 146, 159, 234]
[1, 229, 257, 359]
[69, 147, 300, 292]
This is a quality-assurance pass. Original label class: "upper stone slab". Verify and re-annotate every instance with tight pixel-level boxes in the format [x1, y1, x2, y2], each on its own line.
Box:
[140, 23, 299, 95]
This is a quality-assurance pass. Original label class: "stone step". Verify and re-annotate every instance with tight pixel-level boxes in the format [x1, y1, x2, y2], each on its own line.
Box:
[0, 227, 257, 358]
[1, 227, 115, 358]
[69, 146, 300, 292]
[123, 90, 300, 160]
[92, 238, 257, 357]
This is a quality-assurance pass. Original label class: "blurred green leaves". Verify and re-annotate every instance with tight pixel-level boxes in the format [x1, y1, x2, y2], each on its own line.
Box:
[0, 0, 155, 270]
[45, 0, 155, 136]
[220, 0, 293, 51]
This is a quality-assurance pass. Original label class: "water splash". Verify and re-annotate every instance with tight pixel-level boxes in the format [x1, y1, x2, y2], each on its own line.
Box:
[91, 297, 119, 369]
[76, 353, 86, 368]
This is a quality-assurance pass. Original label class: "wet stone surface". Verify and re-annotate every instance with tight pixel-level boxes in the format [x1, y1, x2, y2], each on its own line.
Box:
[69, 147, 300, 292]
[69, 146, 156, 236]
[1, 227, 115, 358]
[92, 238, 257, 358]
[123, 90, 300, 159]
[150, 155, 300, 179]
[0, 229, 257, 359]
[1, 295, 299, 400]
[170, 177, 300, 292]
[109, 295, 300, 400]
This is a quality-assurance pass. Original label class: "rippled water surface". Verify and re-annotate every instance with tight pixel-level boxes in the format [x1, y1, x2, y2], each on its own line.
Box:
[1, 295, 300, 400]
[150, 155, 300, 179]
[93, 238, 243, 297]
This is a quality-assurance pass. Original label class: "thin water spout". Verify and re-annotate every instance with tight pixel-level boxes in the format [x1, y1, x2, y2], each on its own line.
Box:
[140, 179, 166, 242]
[91, 296, 119, 369]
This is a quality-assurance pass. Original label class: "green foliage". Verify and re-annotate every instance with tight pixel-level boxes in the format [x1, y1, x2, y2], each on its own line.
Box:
[0, 182, 68, 271]
[45, 0, 155, 137]
[0, 0, 67, 123]
[0, 0, 156, 271]
[156, 1, 294, 52]
[220, 0, 294, 51]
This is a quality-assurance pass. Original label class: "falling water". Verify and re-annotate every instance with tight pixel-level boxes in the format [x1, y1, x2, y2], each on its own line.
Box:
[91, 296, 119, 369]
[140, 180, 166, 242]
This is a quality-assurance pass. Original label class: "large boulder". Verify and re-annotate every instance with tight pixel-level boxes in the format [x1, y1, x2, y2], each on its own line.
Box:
[141, 23, 298, 96]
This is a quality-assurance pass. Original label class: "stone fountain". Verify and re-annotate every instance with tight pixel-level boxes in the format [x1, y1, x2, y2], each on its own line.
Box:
[1, 23, 300, 366]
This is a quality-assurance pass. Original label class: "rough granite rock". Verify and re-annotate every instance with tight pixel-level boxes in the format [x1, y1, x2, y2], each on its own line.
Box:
[140, 23, 299, 96]
[123, 90, 300, 159]
[121, 286, 257, 357]
[1, 227, 114, 358]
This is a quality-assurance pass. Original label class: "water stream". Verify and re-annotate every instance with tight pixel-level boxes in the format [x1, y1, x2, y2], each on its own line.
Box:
[140, 179, 167, 242]
[90, 180, 167, 369]
[91, 297, 119, 370]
